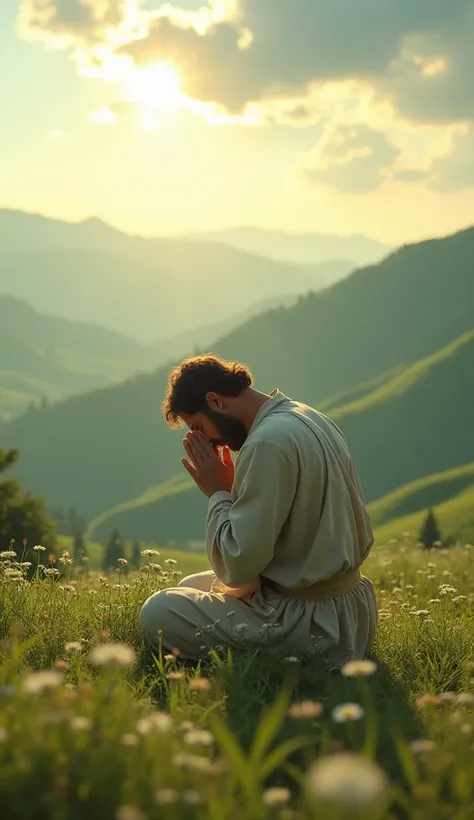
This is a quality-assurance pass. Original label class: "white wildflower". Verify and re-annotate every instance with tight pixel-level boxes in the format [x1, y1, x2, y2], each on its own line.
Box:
[332, 703, 364, 723]
[410, 739, 436, 755]
[65, 641, 83, 652]
[89, 643, 136, 667]
[341, 660, 377, 678]
[33, 545, 46, 551]
[307, 752, 389, 806]
[70, 716, 91, 731]
[22, 670, 63, 695]
[288, 701, 323, 720]
[182, 790, 203, 805]
[235, 623, 248, 633]
[262, 788, 291, 806]
[121, 733, 139, 746]
[155, 789, 178, 805]
[136, 713, 173, 735]
[183, 729, 214, 747]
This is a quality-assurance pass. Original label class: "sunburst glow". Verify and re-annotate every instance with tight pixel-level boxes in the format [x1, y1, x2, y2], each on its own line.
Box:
[125, 63, 184, 120]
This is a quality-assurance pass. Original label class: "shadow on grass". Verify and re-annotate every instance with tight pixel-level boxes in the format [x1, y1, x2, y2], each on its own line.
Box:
[215, 650, 424, 784]
[142, 644, 424, 787]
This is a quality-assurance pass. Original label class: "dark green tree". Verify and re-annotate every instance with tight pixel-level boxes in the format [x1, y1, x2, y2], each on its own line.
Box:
[73, 530, 87, 562]
[103, 528, 125, 571]
[0, 448, 56, 552]
[419, 508, 442, 549]
[130, 540, 142, 569]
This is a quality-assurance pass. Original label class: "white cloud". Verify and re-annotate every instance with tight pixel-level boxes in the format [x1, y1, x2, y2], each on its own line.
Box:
[296, 124, 399, 193]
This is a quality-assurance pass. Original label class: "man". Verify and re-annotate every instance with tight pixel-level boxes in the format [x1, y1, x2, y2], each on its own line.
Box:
[140, 356, 377, 665]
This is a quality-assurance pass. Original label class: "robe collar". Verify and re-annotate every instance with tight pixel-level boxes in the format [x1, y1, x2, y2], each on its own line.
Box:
[247, 389, 290, 437]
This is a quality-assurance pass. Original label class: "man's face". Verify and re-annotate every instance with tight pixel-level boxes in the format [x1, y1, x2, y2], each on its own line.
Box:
[180, 407, 248, 452]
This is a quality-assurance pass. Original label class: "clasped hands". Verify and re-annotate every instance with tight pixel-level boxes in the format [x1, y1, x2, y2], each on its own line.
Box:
[182, 432, 235, 497]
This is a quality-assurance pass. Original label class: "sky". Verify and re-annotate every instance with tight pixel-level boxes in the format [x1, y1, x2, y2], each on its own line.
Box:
[3, 0, 474, 244]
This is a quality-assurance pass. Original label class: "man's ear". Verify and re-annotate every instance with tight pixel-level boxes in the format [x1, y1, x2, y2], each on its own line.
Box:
[205, 391, 224, 410]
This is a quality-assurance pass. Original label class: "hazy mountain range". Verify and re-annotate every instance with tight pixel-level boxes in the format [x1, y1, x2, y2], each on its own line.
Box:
[0, 293, 297, 421]
[0, 210, 354, 344]
[1, 223, 472, 546]
[183, 226, 391, 266]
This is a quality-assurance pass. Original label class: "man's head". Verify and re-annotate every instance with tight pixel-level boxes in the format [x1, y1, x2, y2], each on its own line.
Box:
[163, 355, 254, 451]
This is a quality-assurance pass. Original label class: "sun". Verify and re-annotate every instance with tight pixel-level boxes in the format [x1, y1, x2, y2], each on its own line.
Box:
[125, 62, 184, 117]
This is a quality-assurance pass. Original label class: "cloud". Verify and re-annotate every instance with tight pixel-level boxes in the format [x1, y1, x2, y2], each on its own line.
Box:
[18, 1, 474, 121]
[424, 126, 474, 191]
[17, 0, 137, 48]
[394, 169, 428, 183]
[295, 124, 399, 193]
[16, 0, 474, 192]
[113, 1, 474, 120]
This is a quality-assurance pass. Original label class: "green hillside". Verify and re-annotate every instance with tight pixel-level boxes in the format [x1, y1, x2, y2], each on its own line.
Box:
[330, 329, 474, 501]
[1, 225, 473, 519]
[373, 484, 474, 546]
[368, 462, 474, 528]
[87, 332, 474, 542]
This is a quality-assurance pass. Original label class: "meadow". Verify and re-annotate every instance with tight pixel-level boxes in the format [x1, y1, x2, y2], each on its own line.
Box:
[1, 538, 474, 819]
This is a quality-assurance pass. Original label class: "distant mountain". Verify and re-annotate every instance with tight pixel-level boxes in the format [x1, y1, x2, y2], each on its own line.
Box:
[151, 293, 298, 364]
[184, 226, 391, 266]
[0, 296, 156, 421]
[1, 225, 472, 523]
[0, 210, 325, 343]
[87, 330, 474, 541]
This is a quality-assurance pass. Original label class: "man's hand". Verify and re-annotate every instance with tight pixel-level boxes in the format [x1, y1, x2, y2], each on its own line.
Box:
[182, 432, 235, 497]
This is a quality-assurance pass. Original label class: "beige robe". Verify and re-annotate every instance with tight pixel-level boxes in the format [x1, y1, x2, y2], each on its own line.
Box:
[140, 391, 378, 664]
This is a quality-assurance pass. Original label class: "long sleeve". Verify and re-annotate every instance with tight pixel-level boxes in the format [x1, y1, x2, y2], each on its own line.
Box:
[205, 441, 298, 588]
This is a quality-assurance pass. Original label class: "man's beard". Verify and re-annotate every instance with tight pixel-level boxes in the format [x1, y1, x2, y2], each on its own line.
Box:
[204, 408, 248, 452]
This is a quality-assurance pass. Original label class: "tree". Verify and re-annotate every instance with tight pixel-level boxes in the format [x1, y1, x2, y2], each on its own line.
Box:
[419, 508, 442, 550]
[130, 540, 142, 569]
[103, 528, 125, 571]
[73, 530, 87, 562]
[0, 448, 56, 552]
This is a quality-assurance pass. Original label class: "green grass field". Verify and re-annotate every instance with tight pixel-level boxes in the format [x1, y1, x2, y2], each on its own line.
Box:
[1, 538, 474, 818]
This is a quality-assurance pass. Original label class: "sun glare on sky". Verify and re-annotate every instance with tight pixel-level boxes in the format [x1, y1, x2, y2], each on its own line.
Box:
[123, 62, 184, 129]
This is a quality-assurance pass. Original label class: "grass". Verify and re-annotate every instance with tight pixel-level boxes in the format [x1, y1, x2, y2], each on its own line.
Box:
[59, 534, 208, 577]
[2, 538, 474, 818]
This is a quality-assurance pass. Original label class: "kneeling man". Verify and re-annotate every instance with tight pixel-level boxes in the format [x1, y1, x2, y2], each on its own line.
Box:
[140, 356, 377, 665]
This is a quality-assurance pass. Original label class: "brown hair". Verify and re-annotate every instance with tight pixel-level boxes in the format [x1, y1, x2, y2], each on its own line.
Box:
[163, 355, 253, 427]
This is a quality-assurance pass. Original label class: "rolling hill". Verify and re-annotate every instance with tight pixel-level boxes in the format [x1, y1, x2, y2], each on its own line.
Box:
[0, 296, 156, 420]
[368, 462, 474, 530]
[371, 476, 474, 546]
[1, 224, 473, 525]
[0, 210, 330, 343]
